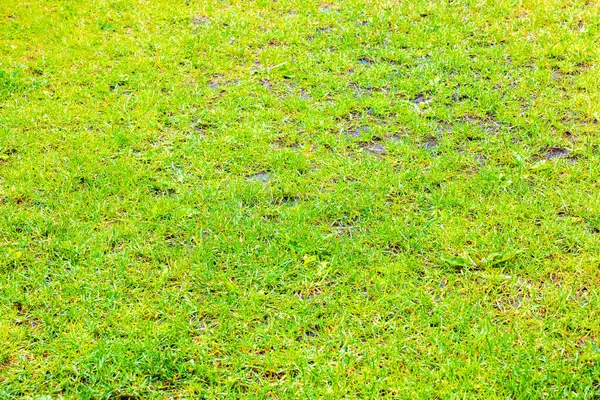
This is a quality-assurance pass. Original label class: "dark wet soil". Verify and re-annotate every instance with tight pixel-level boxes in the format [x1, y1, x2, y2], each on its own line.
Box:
[542, 147, 569, 159]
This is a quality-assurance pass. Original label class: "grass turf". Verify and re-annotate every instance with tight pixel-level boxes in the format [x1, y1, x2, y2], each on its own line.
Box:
[1, 0, 600, 397]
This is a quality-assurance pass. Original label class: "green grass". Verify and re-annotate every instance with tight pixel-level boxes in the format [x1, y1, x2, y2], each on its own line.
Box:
[1, 0, 599, 397]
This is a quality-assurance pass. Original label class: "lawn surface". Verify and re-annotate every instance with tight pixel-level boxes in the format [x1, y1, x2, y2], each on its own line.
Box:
[1, 0, 600, 397]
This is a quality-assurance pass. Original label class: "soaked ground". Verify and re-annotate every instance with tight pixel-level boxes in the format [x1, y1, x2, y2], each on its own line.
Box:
[0, 0, 599, 397]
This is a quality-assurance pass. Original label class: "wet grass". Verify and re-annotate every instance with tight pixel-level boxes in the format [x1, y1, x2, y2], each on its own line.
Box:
[1, 0, 599, 397]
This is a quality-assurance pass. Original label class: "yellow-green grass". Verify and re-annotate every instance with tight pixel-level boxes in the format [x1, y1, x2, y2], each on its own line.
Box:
[1, 0, 599, 397]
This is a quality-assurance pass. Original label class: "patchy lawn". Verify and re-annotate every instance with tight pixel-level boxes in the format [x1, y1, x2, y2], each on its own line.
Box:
[1, 0, 599, 397]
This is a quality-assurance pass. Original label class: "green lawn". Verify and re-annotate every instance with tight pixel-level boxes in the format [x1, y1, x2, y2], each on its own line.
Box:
[1, 0, 599, 397]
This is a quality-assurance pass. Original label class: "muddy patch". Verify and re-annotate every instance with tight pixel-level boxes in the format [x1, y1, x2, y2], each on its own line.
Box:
[320, 4, 338, 13]
[0, 148, 16, 167]
[150, 185, 176, 197]
[271, 195, 299, 206]
[421, 137, 439, 150]
[346, 125, 369, 139]
[386, 134, 404, 143]
[270, 138, 301, 150]
[475, 155, 487, 166]
[542, 147, 570, 160]
[363, 142, 386, 155]
[413, 93, 427, 105]
[247, 172, 271, 183]
[331, 219, 360, 237]
[460, 115, 501, 135]
[298, 88, 311, 99]
[296, 328, 319, 342]
[260, 78, 274, 91]
[452, 92, 467, 102]
[191, 16, 209, 26]
[315, 26, 333, 34]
